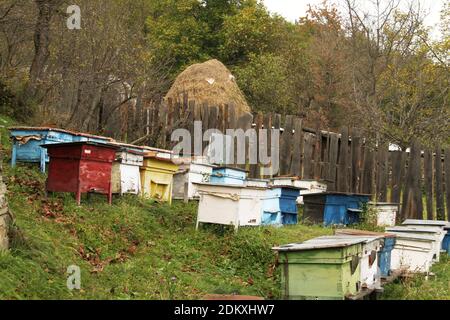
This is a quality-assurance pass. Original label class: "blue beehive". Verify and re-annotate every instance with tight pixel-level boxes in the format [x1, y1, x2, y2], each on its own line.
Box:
[378, 236, 396, 277]
[210, 167, 247, 185]
[10, 127, 113, 172]
[262, 187, 301, 226]
[442, 226, 450, 255]
[303, 192, 371, 226]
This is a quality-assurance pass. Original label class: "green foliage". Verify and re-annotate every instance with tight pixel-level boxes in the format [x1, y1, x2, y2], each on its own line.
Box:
[234, 53, 294, 114]
[0, 81, 15, 117]
[218, 2, 281, 64]
[355, 203, 383, 232]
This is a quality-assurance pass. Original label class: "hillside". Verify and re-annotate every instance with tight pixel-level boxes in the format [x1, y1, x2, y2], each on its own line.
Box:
[0, 116, 448, 300]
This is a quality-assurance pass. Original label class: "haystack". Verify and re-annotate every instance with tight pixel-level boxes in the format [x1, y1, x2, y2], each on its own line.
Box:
[165, 59, 251, 115]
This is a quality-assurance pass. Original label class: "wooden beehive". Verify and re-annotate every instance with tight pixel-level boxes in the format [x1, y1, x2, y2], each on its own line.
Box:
[140, 154, 178, 204]
[10, 127, 113, 172]
[111, 149, 144, 195]
[273, 238, 365, 300]
[195, 183, 266, 230]
[43, 142, 118, 205]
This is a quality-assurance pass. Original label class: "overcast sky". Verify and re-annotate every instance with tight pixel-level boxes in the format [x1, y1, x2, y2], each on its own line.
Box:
[263, 0, 444, 38]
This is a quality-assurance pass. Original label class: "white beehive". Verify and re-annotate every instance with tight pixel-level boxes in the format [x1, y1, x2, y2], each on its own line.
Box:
[111, 150, 144, 195]
[194, 183, 266, 230]
[368, 202, 399, 227]
[172, 161, 215, 200]
[388, 233, 436, 273]
[386, 225, 445, 262]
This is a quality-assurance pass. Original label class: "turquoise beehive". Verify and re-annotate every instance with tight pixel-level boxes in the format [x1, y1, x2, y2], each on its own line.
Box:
[10, 127, 113, 172]
[210, 167, 247, 185]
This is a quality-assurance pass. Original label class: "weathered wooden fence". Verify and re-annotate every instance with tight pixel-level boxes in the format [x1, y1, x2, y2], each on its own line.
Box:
[117, 97, 450, 222]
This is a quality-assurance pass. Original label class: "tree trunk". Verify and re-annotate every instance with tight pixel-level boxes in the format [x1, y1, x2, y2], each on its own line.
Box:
[27, 0, 58, 98]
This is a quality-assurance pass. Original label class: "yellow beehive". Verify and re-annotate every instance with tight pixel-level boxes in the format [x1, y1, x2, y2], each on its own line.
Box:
[140, 153, 178, 204]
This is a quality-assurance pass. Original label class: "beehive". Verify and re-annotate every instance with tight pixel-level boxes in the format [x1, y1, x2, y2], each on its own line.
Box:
[387, 225, 446, 262]
[302, 192, 371, 226]
[387, 232, 436, 273]
[10, 127, 113, 172]
[368, 202, 399, 227]
[172, 161, 215, 200]
[261, 187, 301, 226]
[335, 229, 396, 278]
[319, 235, 383, 290]
[111, 149, 144, 195]
[43, 142, 118, 205]
[273, 238, 365, 300]
[195, 183, 266, 230]
[210, 167, 247, 185]
[140, 154, 178, 204]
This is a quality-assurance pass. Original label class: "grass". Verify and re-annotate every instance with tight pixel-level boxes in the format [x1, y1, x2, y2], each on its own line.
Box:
[0, 162, 332, 299]
[0, 116, 448, 300]
[382, 255, 450, 300]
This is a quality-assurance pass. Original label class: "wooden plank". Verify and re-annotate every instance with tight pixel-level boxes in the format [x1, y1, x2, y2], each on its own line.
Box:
[423, 149, 434, 220]
[151, 102, 159, 139]
[147, 103, 154, 138]
[390, 151, 406, 205]
[188, 100, 195, 156]
[351, 129, 362, 193]
[236, 112, 253, 170]
[445, 149, 450, 221]
[228, 104, 236, 130]
[337, 127, 349, 192]
[412, 141, 424, 219]
[158, 100, 168, 148]
[272, 114, 282, 176]
[376, 145, 389, 202]
[290, 118, 303, 177]
[250, 113, 263, 178]
[435, 146, 445, 220]
[362, 146, 375, 197]
[313, 128, 322, 180]
[262, 113, 272, 178]
[303, 133, 314, 179]
[208, 105, 219, 132]
[218, 105, 225, 133]
[201, 103, 209, 152]
[193, 102, 202, 156]
[167, 98, 174, 133]
[280, 115, 293, 176]
[402, 141, 423, 220]
[327, 133, 339, 191]
[224, 104, 230, 130]
[273, 114, 281, 131]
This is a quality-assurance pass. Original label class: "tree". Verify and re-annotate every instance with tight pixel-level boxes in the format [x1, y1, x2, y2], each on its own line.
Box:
[234, 53, 293, 115]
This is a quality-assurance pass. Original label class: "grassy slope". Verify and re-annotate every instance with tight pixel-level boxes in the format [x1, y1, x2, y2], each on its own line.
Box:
[0, 115, 448, 300]
[0, 165, 332, 299]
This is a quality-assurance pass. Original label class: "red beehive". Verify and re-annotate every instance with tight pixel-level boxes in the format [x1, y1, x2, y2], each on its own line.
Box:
[43, 142, 119, 205]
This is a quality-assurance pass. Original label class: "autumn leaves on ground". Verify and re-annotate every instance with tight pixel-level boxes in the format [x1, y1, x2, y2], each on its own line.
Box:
[0, 117, 448, 300]
[2, 162, 449, 300]
[0, 164, 331, 299]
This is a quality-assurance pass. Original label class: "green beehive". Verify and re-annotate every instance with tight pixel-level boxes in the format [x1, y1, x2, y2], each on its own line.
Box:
[273, 237, 365, 300]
